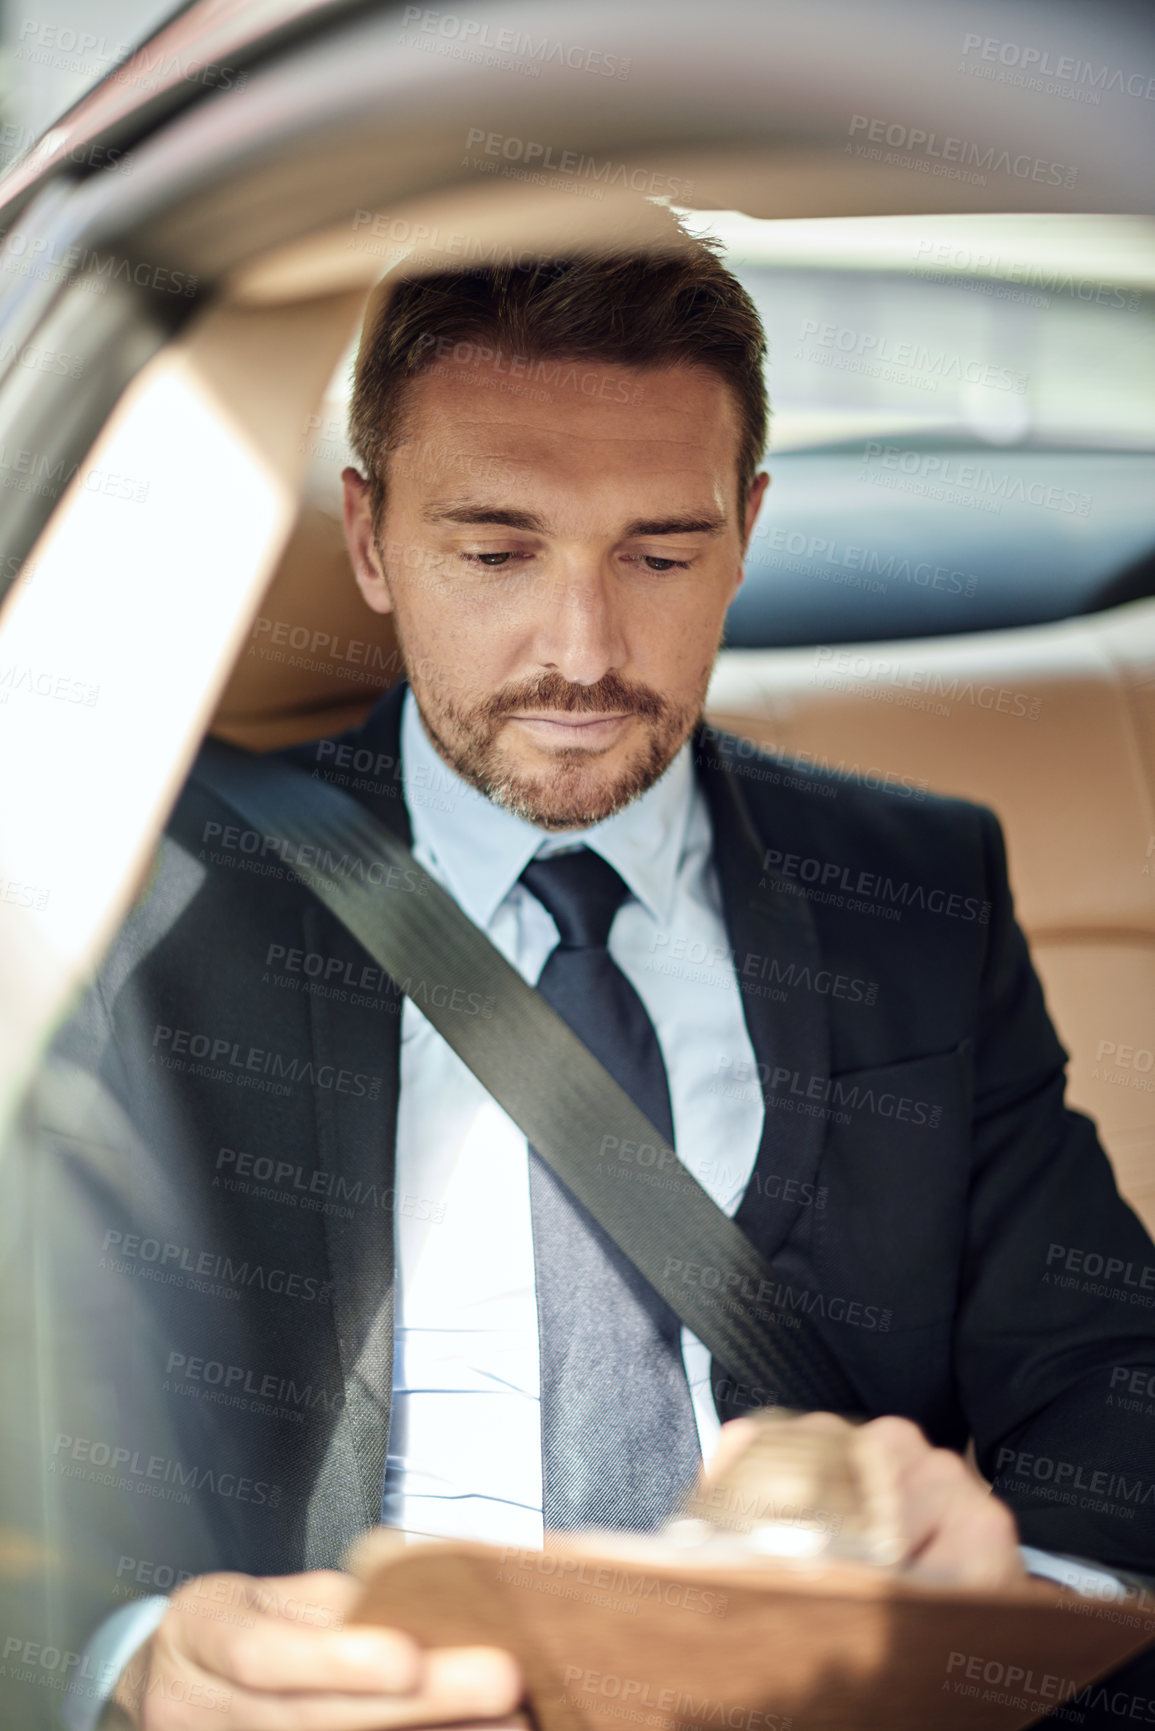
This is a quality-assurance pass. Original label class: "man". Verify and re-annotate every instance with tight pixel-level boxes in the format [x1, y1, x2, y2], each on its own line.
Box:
[30, 211, 1155, 1730]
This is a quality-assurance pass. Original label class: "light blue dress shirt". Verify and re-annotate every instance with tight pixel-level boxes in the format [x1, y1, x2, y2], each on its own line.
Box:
[381, 690, 764, 1545]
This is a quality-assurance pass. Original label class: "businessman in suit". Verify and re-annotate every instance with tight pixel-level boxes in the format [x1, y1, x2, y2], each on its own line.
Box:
[32, 213, 1155, 1729]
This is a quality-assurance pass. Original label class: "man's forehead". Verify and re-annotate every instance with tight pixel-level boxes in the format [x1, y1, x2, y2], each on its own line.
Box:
[393, 356, 741, 474]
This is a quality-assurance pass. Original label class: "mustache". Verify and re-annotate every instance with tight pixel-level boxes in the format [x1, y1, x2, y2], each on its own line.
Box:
[476, 670, 671, 724]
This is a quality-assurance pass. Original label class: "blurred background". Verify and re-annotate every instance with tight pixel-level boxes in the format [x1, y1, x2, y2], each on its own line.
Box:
[3, 0, 1152, 649]
[0, 0, 171, 156]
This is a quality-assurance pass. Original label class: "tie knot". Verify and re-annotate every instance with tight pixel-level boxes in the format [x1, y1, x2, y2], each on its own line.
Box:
[520, 847, 631, 950]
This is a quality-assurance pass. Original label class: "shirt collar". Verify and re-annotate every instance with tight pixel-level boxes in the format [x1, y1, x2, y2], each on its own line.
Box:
[401, 688, 694, 929]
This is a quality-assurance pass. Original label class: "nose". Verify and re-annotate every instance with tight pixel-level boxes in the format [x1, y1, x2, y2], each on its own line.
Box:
[533, 557, 628, 687]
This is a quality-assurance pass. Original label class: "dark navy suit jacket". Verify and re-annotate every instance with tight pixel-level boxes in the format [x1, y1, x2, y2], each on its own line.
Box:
[11, 682, 1155, 1726]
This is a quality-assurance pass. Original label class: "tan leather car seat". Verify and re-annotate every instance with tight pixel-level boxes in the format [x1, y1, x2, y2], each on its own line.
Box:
[212, 503, 400, 751]
[212, 510, 1155, 1234]
[708, 598, 1155, 1236]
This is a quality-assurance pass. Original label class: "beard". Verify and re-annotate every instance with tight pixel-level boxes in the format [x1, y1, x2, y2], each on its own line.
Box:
[408, 664, 704, 830]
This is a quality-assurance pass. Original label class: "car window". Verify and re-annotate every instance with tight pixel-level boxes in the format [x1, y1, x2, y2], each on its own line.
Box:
[298, 214, 1155, 648]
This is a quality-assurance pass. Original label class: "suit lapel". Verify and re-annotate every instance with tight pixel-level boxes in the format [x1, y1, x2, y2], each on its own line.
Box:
[289, 684, 410, 1562]
[695, 731, 831, 1266]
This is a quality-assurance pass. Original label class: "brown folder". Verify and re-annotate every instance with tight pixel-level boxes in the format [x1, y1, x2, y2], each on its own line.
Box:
[348, 1528, 1155, 1731]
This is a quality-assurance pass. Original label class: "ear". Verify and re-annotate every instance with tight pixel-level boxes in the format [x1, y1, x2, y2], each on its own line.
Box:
[741, 470, 770, 556]
[727, 470, 770, 604]
[342, 466, 393, 615]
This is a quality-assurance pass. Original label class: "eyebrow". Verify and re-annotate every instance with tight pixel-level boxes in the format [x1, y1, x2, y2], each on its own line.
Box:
[423, 505, 546, 530]
[621, 514, 727, 538]
[422, 504, 728, 537]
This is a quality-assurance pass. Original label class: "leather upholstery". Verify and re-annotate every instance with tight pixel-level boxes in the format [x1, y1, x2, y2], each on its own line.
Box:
[706, 599, 1155, 1234]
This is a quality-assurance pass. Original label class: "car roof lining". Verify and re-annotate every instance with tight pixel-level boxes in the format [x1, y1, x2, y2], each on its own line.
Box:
[18, 1, 1154, 305]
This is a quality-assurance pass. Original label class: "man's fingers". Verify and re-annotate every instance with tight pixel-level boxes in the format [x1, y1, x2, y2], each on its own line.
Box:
[703, 1409, 851, 1485]
[852, 1418, 1023, 1585]
[897, 1445, 1023, 1586]
[247, 1568, 364, 1621]
[702, 1416, 760, 1482]
[409, 1646, 525, 1720]
[913, 1505, 1025, 1589]
[192, 1649, 524, 1731]
[856, 1415, 932, 1477]
[170, 1590, 423, 1694]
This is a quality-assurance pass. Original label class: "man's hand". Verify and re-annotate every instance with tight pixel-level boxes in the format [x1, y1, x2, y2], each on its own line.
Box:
[108, 1568, 523, 1729]
[706, 1412, 1026, 1589]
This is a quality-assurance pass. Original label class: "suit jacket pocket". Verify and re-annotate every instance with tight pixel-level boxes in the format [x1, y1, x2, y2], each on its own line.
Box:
[811, 1041, 974, 1332]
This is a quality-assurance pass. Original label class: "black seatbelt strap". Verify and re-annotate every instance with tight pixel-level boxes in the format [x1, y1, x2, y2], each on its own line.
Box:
[194, 738, 860, 1415]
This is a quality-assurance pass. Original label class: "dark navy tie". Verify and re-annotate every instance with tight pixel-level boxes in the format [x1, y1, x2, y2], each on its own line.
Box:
[519, 847, 702, 1531]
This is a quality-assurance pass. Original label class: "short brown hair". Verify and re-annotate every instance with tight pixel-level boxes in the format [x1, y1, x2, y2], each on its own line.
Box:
[349, 206, 768, 530]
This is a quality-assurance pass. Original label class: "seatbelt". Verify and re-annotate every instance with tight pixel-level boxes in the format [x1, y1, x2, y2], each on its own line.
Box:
[194, 738, 860, 1415]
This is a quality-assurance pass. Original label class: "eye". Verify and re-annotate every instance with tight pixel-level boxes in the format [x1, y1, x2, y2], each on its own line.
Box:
[462, 551, 524, 567]
[628, 554, 691, 572]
